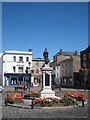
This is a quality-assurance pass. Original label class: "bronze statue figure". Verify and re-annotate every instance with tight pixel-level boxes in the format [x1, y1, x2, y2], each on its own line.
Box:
[43, 48, 49, 64]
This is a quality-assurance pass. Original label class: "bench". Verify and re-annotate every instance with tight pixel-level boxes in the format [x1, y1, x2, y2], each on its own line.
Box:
[14, 85, 27, 91]
[52, 85, 61, 91]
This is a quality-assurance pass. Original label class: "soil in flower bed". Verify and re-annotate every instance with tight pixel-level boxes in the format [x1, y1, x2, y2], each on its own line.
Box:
[24, 95, 39, 98]
[8, 99, 24, 104]
[34, 102, 76, 107]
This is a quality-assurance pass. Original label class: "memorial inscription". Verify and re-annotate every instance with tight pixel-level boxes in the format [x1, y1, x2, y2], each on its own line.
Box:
[45, 73, 50, 86]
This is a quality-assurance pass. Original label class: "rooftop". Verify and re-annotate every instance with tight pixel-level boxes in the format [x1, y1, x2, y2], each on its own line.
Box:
[53, 49, 79, 57]
[3, 50, 32, 55]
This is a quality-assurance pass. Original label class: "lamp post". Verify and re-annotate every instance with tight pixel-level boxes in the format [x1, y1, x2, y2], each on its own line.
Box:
[28, 62, 31, 92]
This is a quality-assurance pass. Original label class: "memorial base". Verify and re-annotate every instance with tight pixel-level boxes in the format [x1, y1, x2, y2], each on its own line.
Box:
[40, 89, 55, 98]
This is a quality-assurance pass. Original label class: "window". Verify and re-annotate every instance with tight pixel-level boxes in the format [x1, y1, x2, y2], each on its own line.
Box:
[69, 70, 72, 76]
[19, 56, 23, 62]
[36, 69, 39, 73]
[55, 56, 57, 61]
[66, 70, 68, 75]
[18, 67, 23, 73]
[26, 67, 28, 71]
[83, 61, 86, 68]
[89, 53, 90, 60]
[26, 57, 29, 62]
[83, 54, 86, 60]
[66, 64, 67, 67]
[13, 66, 16, 72]
[36, 61, 39, 66]
[13, 56, 16, 62]
[57, 66, 59, 69]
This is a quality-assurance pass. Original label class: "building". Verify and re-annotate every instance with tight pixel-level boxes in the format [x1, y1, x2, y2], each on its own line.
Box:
[53, 49, 79, 68]
[0, 53, 3, 85]
[2, 49, 32, 86]
[32, 57, 45, 86]
[80, 45, 90, 89]
[51, 49, 79, 83]
[55, 64, 60, 84]
[51, 62, 60, 85]
[60, 55, 80, 87]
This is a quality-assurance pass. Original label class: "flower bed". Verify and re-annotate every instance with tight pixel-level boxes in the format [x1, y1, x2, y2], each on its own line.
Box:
[64, 91, 85, 101]
[34, 97, 61, 107]
[5, 91, 86, 108]
[33, 96, 76, 107]
[24, 91, 39, 97]
[7, 92, 24, 104]
[33, 91, 85, 107]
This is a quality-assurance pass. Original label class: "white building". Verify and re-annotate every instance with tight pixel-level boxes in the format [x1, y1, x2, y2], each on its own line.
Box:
[2, 49, 32, 86]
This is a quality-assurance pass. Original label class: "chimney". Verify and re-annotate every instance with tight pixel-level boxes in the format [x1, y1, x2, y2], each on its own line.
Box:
[29, 49, 32, 52]
[60, 49, 62, 55]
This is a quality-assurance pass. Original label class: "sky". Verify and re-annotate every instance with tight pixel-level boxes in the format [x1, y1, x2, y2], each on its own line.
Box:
[2, 2, 88, 60]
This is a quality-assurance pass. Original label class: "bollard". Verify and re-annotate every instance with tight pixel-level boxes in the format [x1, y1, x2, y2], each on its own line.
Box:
[7, 93, 9, 103]
[82, 100, 84, 107]
[31, 98, 34, 109]
[5, 93, 9, 106]
[5, 97, 8, 106]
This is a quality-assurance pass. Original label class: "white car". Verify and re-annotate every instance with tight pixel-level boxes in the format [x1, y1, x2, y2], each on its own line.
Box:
[0, 86, 4, 92]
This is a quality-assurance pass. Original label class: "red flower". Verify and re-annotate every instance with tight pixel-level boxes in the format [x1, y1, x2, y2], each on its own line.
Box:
[39, 98, 41, 102]
[34, 99, 38, 103]
[8, 92, 23, 102]
[64, 91, 85, 100]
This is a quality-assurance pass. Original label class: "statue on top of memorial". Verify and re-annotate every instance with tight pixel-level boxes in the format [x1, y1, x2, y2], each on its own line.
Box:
[43, 48, 49, 64]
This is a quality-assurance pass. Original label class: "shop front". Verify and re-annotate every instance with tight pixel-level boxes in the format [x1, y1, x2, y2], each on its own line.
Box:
[4, 73, 31, 86]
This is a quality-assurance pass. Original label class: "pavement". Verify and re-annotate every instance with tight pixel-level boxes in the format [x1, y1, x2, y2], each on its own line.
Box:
[1, 86, 89, 119]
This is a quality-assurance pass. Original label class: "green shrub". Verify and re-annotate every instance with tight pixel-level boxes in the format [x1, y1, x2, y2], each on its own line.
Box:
[61, 95, 75, 105]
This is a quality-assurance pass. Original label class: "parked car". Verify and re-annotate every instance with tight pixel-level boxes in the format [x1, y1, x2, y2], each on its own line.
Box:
[0, 86, 4, 92]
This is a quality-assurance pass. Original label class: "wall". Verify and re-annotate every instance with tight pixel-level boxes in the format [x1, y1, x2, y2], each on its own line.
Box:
[3, 54, 32, 73]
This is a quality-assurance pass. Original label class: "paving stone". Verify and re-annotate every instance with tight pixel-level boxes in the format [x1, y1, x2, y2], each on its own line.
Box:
[1, 86, 89, 118]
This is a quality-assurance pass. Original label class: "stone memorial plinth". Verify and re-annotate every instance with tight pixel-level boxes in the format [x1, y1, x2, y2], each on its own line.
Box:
[40, 64, 55, 97]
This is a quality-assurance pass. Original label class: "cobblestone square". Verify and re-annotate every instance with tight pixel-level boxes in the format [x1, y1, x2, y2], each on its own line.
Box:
[0, 86, 89, 119]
